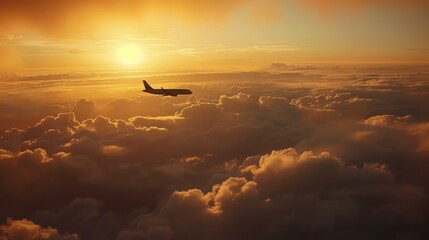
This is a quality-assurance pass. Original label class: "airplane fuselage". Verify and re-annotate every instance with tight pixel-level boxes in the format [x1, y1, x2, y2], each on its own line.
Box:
[143, 88, 192, 96]
[142, 80, 192, 97]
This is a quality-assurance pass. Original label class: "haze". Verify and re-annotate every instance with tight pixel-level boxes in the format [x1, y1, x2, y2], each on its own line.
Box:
[1, 1, 428, 240]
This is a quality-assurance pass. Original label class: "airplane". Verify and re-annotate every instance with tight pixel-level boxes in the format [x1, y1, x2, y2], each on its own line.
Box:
[142, 80, 192, 97]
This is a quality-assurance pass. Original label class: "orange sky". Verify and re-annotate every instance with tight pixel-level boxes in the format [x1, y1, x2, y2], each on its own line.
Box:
[1, 2, 429, 239]
[1, 0, 428, 71]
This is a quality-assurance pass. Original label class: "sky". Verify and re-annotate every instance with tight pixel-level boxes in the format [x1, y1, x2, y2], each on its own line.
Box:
[1, 0, 428, 72]
[1, 1, 429, 240]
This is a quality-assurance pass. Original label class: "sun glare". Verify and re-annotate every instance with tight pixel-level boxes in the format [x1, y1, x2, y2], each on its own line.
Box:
[116, 44, 143, 66]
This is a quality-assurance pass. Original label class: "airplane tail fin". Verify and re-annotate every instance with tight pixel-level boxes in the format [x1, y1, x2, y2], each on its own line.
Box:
[142, 80, 153, 90]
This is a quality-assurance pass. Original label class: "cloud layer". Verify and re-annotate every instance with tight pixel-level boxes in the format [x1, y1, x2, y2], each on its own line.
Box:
[1, 65, 429, 239]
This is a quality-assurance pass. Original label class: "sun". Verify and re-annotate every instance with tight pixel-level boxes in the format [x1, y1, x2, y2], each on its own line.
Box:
[116, 44, 144, 66]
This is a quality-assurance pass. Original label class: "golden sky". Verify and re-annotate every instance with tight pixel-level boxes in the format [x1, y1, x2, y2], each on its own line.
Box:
[1, 2, 429, 239]
[1, 0, 428, 72]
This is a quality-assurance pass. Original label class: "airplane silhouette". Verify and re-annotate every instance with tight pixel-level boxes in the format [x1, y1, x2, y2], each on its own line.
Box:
[142, 80, 192, 97]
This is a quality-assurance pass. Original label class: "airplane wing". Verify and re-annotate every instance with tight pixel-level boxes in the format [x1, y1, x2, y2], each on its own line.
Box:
[161, 87, 177, 97]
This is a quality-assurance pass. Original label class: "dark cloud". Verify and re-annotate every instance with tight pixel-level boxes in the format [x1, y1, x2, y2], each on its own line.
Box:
[122, 149, 428, 240]
[1, 66, 429, 239]
[73, 99, 96, 121]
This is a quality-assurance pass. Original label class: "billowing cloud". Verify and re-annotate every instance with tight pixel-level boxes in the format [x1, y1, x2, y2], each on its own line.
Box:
[1, 66, 429, 239]
[290, 90, 373, 118]
[73, 99, 96, 121]
[0, 218, 78, 240]
[121, 148, 427, 240]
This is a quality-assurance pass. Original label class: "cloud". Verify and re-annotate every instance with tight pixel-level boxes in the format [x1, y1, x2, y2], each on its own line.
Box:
[101, 97, 183, 120]
[1, 66, 429, 239]
[364, 115, 412, 126]
[0, 218, 78, 240]
[33, 198, 122, 240]
[73, 99, 96, 121]
[263, 63, 315, 72]
[290, 90, 373, 116]
[122, 148, 427, 240]
[249, 149, 390, 195]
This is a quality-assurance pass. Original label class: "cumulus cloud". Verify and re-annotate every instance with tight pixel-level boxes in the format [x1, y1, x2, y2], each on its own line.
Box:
[1, 66, 429, 239]
[73, 99, 96, 121]
[121, 148, 428, 240]
[0, 218, 78, 240]
[290, 90, 373, 118]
